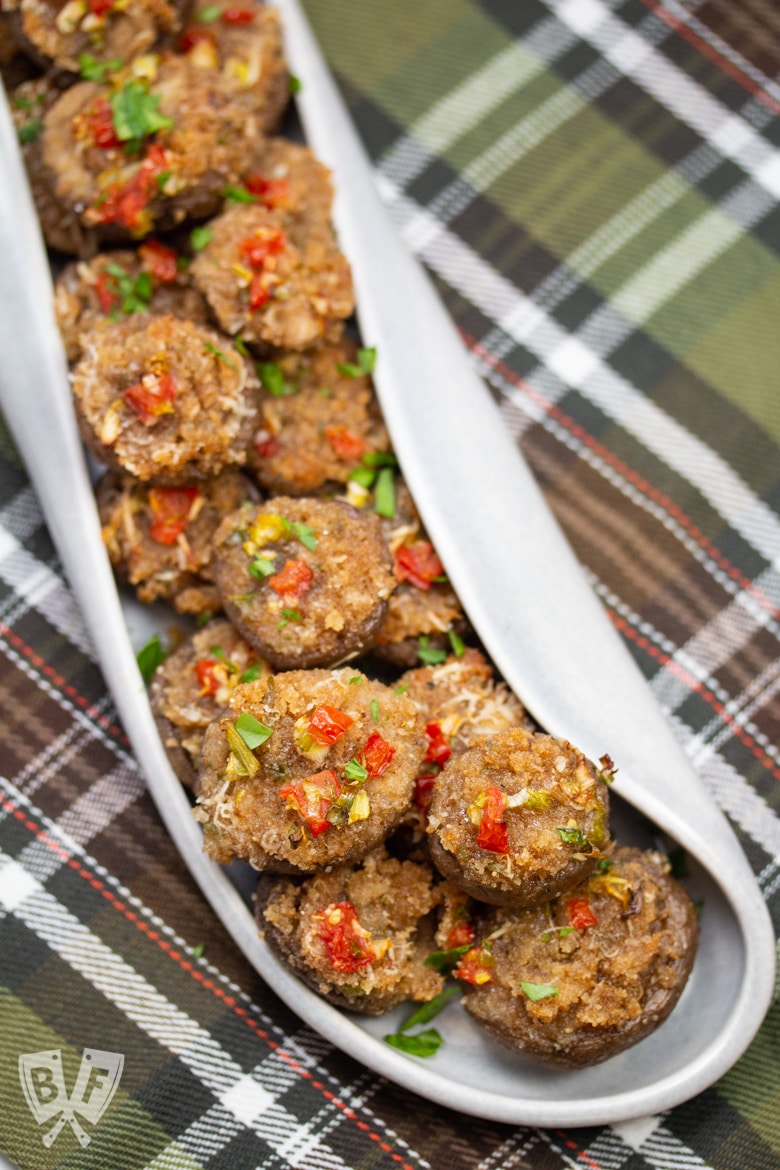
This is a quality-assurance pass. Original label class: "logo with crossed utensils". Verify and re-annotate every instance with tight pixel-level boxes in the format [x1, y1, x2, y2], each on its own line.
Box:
[18, 1048, 124, 1148]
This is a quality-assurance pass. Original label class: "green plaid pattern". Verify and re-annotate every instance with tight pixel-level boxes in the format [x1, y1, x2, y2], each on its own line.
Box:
[1, 0, 779, 1166]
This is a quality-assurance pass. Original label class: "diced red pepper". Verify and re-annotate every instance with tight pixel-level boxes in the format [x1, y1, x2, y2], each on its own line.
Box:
[244, 173, 290, 208]
[254, 434, 280, 459]
[314, 901, 378, 973]
[268, 557, 313, 601]
[249, 274, 270, 310]
[393, 541, 444, 591]
[360, 731, 395, 778]
[446, 921, 476, 950]
[139, 240, 178, 284]
[90, 0, 115, 15]
[413, 774, 436, 811]
[239, 230, 286, 269]
[279, 769, 341, 836]
[424, 720, 451, 767]
[87, 99, 121, 150]
[307, 705, 354, 746]
[93, 144, 169, 232]
[454, 944, 494, 986]
[123, 369, 177, 424]
[179, 25, 217, 52]
[324, 426, 366, 461]
[567, 897, 598, 930]
[222, 6, 255, 23]
[476, 785, 509, 854]
[147, 485, 199, 545]
[195, 658, 223, 697]
[94, 269, 119, 313]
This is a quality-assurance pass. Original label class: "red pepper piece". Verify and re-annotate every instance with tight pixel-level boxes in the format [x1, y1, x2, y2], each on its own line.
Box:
[244, 173, 290, 208]
[279, 769, 341, 836]
[179, 25, 217, 52]
[360, 731, 395, 778]
[124, 369, 176, 425]
[147, 486, 199, 544]
[424, 720, 451, 767]
[413, 774, 436, 811]
[90, 0, 115, 14]
[454, 944, 494, 986]
[249, 274, 270, 310]
[94, 144, 169, 231]
[567, 897, 598, 930]
[314, 901, 378, 973]
[324, 426, 366, 461]
[94, 270, 119, 313]
[268, 557, 313, 601]
[195, 658, 223, 697]
[239, 230, 286, 269]
[87, 99, 121, 149]
[446, 921, 476, 950]
[476, 785, 510, 854]
[307, 705, 354, 746]
[393, 541, 444, 591]
[139, 240, 178, 284]
[254, 434, 280, 459]
[222, 6, 255, 23]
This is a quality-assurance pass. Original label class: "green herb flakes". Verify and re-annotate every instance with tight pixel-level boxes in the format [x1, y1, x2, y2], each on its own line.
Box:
[17, 120, 42, 145]
[136, 633, 166, 683]
[520, 981, 558, 1001]
[203, 341, 237, 369]
[289, 521, 317, 550]
[248, 556, 275, 580]
[289, 74, 302, 94]
[234, 712, 273, 750]
[258, 361, 296, 397]
[370, 699, 380, 723]
[384, 1030, 442, 1058]
[78, 53, 121, 82]
[191, 942, 205, 959]
[239, 664, 263, 683]
[373, 466, 396, 518]
[344, 759, 368, 784]
[338, 347, 376, 378]
[417, 636, 447, 667]
[197, 5, 221, 21]
[110, 82, 173, 147]
[190, 225, 213, 252]
[447, 628, 465, 657]
[557, 826, 589, 848]
[224, 184, 257, 204]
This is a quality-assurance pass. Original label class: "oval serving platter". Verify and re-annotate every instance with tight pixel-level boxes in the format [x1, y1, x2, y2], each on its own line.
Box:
[0, 0, 774, 1128]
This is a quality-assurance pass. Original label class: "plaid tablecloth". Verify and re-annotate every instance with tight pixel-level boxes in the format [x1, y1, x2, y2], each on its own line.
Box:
[1, 0, 779, 1167]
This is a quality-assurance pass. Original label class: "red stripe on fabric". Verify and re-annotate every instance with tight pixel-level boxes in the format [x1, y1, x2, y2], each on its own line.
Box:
[555, 1131, 603, 1170]
[0, 790, 417, 1170]
[465, 336, 780, 623]
[640, 0, 780, 115]
[0, 621, 129, 745]
[610, 613, 780, 779]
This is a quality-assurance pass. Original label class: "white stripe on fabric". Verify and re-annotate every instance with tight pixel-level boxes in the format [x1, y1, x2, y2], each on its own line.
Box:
[0, 523, 95, 657]
[548, 0, 780, 197]
[638, 1123, 716, 1168]
[378, 184, 780, 567]
[0, 780, 423, 1167]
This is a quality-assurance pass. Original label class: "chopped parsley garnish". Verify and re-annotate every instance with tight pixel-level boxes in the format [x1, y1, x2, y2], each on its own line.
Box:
[224, 184, 257, 203]
[288, 520, 317, 551]
[344, 759, 368, 783]
[258, 360, 297, 397]
[209, 645, 237, 672]
[540, 927, 574, 942]
[155, 170, 173, 191]
[557, 826, 588, 848]
[394, 683, 408, 695]
[370, 699, 380, 723]
[239, 664, 263, 683]
[338, 346, 376, 378]
[520, 981, 558, 1001]
[104, 262, 153, 315]
[373, 466, 395, 518]
[447, 628, 465, 657]
[248, 556, 276, 580]
[424, 944, 471, 972]
[191, 942, 205, 959]
[17, 120, 42, 145]
[234, 711, 273, 749]
[596, 857, 614, 872]
[78, 53, 121, 82]
[197, 4, 221, 19]
[384, 986, 460, 1057]
[278, 608, 302, 628]
[136, 633, 166, 682]
[289, 74, 302, 95]
[110, 81, 173, 148]
[203, 341, 237, 369]
[190, 225, 213, 252]
[348, 675, 362, 685]
[417, 635, 447, 666]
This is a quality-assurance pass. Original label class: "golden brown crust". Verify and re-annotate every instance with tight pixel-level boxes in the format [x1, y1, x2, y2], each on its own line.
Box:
[462, 846, 699, 1067]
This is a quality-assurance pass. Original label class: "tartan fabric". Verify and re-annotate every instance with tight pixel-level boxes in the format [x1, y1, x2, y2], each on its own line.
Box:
[1, 0, 779, 1167]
